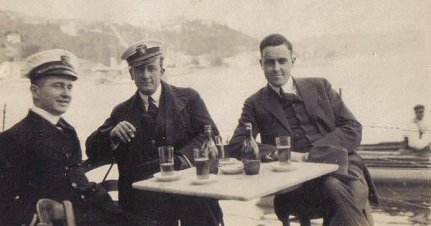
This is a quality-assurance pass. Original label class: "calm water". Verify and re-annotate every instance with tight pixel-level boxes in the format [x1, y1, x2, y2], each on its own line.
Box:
[1, 56, 430, 225]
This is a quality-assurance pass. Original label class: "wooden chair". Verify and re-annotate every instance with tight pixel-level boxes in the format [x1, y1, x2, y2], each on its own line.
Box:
[82, 158, 118, 199]
[36, 199, 76, 226]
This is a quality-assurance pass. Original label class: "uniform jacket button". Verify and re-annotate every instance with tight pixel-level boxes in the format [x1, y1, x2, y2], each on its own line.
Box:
[81, 195, 85, 200]
[71, 182, 78, 188]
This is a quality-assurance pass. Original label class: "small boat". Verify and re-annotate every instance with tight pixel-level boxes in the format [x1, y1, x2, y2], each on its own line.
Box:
[357, 142, 430, 224]
[357, 141, 430, 184]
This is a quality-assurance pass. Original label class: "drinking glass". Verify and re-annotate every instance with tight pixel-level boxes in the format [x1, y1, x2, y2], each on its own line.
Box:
[215, 135, 228, 163]
[275, 136, 292, 165]
[193, 148, 210, 180]
[158, 146, 174, 176]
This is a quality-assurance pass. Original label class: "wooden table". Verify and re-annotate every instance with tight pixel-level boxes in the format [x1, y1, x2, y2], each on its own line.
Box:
[132, 162, 338, 201]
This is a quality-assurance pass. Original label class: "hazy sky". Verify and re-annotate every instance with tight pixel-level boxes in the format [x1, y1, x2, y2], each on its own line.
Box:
[1, 0, 429, 39]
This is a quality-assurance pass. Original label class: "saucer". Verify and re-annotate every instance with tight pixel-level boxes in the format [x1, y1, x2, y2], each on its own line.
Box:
[270, 162, 296, 172]
[220, 164, 244, 174]
[219, 158, 239, 166]
[153, 172, 181, 182]
[191, 175, 217, 185]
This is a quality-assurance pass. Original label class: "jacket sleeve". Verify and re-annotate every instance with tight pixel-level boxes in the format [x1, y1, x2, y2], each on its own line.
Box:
[85, 107, 120, 163]
[310, 79, 362, 153]
[176, 90, 219, 165]
[307, 79, 362, 174]
[228, 97, 275, 160]
[0, 130, 32, 224]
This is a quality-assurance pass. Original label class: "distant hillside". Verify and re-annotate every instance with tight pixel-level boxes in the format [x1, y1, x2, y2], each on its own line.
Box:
[0, 10, 258, 65]
[294, 30, 426, 61]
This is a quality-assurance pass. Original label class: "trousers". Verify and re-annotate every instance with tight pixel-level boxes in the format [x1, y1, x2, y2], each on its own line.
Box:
[274, 164, 373, 226]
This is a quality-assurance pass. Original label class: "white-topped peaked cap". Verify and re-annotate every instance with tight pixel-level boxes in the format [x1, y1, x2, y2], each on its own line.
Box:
[23, 49, 79, 81]
[121, 40, 164, 67]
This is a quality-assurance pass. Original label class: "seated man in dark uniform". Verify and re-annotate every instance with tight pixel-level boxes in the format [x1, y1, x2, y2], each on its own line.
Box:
[0, 49, 123, 226]
[229, 34, 378, 226]
[85, 40, 223, 226]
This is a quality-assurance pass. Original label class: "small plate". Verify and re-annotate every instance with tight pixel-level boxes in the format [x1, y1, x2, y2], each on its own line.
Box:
[219, 158, 239, 166]
[191, 175, 218, 185]
[220, 164, 244, 174]
[153, 172, 181, 182]
[271, 162, 296, 172]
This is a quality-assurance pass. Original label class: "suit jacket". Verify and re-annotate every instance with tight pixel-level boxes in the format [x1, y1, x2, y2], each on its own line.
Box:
[0, 111, 112, 225]
[85, 81, 218, 208]
[229, 77, 378, 204]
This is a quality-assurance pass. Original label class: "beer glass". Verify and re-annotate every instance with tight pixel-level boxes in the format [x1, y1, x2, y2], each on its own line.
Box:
[158, 146, 174, 176]
[193, 148, 210, 180]
[215, 135, 228, 163]
[275, 136, 292, 165]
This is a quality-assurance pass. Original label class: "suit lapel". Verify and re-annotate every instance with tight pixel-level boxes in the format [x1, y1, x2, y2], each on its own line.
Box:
[127, 93, 146, 153]
[28, 111, 78, 156]
[160, 82, 185, 144]
[295, 78, 318, 125]
[260, 86, 292, 133]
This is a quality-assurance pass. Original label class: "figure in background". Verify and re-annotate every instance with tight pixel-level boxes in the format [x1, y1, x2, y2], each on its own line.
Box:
[405, 104, 430, 151]
[86, 40, 223, 226]
[0, 31, 24, 79]
[0, 49, 124, 225]
[229, 33, 378, 226]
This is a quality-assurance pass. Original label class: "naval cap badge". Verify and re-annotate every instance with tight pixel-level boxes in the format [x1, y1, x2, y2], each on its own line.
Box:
[61, 54, 72, 67]
[136, 44, 147, 56]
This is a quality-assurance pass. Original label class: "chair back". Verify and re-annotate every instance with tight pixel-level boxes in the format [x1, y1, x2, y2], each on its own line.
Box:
[36, 199, 76, 226]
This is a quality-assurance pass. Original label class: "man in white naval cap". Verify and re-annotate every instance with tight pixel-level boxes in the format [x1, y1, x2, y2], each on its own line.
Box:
[0, 49, 125, 226]
[86, 40, 223, 226]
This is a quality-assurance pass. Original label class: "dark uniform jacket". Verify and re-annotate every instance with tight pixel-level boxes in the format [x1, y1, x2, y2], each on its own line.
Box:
[230, 77, 378, 204]
[0, 111, 114, 225]
[85, 81, 219, 209]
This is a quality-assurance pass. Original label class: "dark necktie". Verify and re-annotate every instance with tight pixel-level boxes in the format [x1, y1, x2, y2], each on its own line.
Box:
[148, 96, 158, 112]
[56, 118, 73, 133]
[280, 88, 296, 102]
[145, 96, 158, 121]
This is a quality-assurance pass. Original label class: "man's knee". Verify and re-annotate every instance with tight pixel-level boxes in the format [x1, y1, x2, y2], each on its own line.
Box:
[322, 176, 344, 197]
[323, 176, 368, 207]
[350, 178, 369, 207]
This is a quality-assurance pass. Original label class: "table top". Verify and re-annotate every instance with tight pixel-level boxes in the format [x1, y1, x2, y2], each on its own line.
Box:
[132, 161, 338, 201]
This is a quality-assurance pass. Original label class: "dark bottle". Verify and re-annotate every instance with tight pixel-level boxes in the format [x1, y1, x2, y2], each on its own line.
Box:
[202, 125, 219, 174]
[241, 122, 260, 175]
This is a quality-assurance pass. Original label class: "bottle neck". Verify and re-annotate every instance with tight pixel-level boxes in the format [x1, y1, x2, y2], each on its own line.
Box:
[205, 129, 213, 139]
[246, 128, 253, 138]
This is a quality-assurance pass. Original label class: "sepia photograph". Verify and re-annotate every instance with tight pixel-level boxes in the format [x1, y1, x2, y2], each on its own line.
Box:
[0, 0, 430, 225]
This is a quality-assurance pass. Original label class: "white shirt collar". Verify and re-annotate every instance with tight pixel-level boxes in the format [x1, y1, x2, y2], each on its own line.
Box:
[268, 76, 297, 96]
[139, 84, 162, 108]
[30, 105, 61, 125]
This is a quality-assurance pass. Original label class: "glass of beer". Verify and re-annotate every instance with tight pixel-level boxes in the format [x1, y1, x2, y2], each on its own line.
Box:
[158, 146, 174, 176]
[215, 135, 228, 163]
[275, 136, 292, 165]
[193, 148, 210, 180]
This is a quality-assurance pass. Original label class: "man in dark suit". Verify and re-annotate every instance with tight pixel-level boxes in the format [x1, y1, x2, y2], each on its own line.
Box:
[85, 40, 222, 226]
[0, 49, 123, 225]
[229, 34, 378, 226]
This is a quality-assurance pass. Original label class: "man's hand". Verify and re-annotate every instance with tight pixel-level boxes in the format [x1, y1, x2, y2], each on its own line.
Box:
[109, 121, 136, 146]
